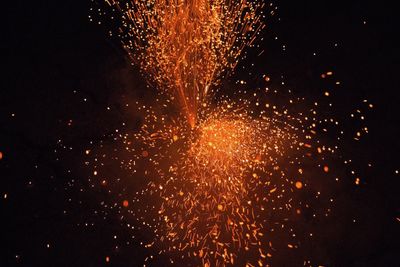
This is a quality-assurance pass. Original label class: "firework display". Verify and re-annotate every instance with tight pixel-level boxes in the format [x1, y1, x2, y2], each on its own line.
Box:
[72, 0, 380, 266]
[4, 0, 400, 266]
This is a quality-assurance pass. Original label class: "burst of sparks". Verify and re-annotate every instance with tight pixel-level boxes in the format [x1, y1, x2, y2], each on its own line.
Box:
[125, 101, 300, 265]
[74, 1, 376, 266]
[97, 0, 266, 127]
[75, 87, 372, 266]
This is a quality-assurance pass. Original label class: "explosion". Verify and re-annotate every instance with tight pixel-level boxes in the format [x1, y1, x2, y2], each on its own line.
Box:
[80, 0, 374, 266]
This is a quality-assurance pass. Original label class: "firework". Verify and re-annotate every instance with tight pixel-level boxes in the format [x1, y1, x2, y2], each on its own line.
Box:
[81, 1, 374, 266]
[98, 0, 265, 127]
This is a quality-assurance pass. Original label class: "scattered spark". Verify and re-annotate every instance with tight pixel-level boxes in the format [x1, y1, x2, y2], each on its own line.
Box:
[295, 181, 303, 189]
[323, 166, 329, 173]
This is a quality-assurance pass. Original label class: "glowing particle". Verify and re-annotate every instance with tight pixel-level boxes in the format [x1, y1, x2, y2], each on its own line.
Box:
[287, 244, 294, 248]
[173, 135, 179, 141]
[295, 181, 303, 189]
[93, 170, 98, 176]
[105, 256, 110, 263]
[355, 178, 360, 185]
[122, 200, 129, 207]
[324, 91, 330, 97]
[323, 166, 329, 173]
[0, 151, 3, 160]
[217, 204, 224, 211]
[142, 150, 149, 157]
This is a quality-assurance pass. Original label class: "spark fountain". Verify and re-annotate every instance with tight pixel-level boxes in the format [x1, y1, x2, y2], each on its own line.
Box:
[101, 0, 265, 127]
[82, 0, 373, 266]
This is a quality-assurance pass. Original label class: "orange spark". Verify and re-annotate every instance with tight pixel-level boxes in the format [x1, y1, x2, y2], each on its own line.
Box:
[295, 181, 303, 189]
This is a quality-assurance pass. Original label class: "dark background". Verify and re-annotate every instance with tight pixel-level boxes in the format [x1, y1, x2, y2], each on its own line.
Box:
[1, 0, 399, 266]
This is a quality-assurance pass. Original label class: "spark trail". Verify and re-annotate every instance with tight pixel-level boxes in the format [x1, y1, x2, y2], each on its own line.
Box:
[101, 0, 265, 127]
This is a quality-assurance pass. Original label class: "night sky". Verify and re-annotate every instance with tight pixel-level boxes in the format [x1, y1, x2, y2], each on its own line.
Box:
[1, 0, 399, 266]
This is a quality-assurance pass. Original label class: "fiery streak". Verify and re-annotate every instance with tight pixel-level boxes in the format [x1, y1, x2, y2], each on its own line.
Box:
[103, 0, 265, 127]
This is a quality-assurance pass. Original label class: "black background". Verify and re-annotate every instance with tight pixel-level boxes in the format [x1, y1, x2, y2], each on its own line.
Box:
[1, 0, 399, 266]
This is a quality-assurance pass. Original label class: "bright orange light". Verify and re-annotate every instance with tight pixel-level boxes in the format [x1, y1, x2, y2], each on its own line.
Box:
[295, 181, 303, 189]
